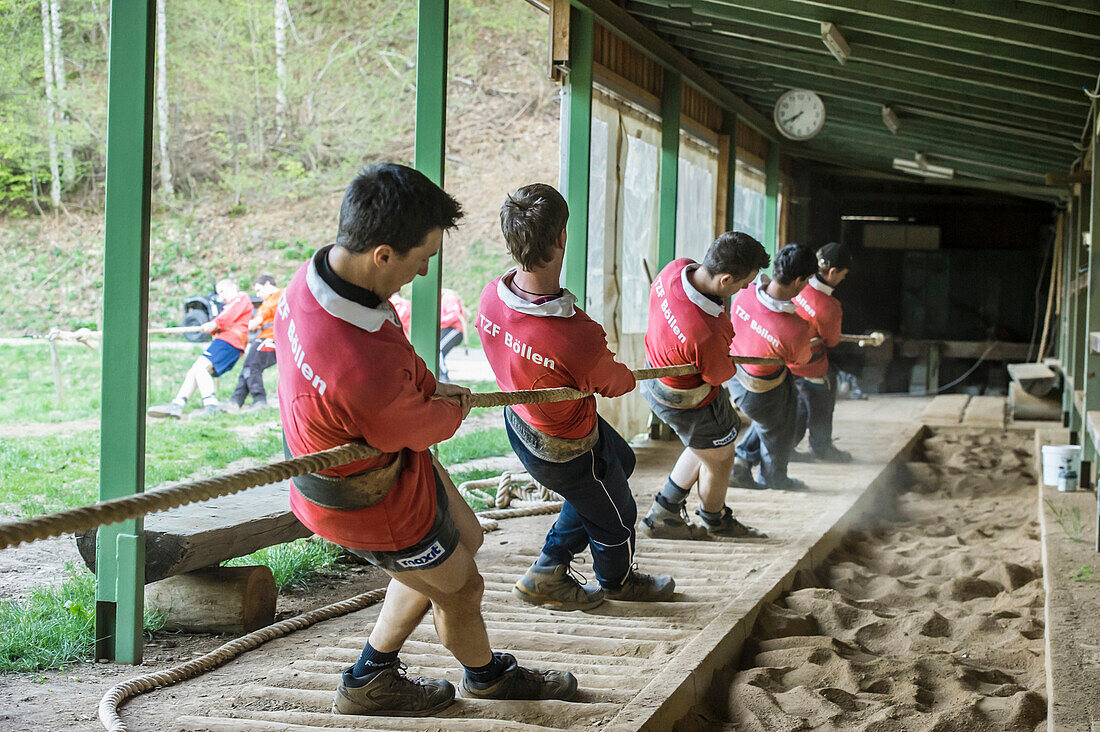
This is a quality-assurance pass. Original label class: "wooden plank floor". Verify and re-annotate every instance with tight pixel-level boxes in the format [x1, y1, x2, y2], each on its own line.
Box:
[123, 399, 929, 732]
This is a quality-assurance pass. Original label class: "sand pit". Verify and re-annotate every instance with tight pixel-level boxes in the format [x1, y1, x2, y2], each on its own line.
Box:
[702, 430, 1046, 731]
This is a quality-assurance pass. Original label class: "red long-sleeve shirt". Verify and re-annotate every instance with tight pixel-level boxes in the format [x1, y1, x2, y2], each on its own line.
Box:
[275, 249, 463, 551]
[478, 270, 635, 439]
[791, 276, 843, 379]
[644, 258, 736, 407]
[213, 292, 254, 350]
[730, 281, 813, 377]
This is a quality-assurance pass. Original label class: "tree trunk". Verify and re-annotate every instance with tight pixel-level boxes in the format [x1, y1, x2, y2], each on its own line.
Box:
[49, 0, 74, 188]
[155, 0, 174, 196]
[274, 0, 287, 138]
[39, 0, 60, 208]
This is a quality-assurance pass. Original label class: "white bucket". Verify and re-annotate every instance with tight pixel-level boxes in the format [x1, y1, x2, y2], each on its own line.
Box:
[1041, 445, 1082, 486]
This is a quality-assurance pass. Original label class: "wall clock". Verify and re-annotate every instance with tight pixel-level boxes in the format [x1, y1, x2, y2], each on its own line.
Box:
[773, 89, 825, 141]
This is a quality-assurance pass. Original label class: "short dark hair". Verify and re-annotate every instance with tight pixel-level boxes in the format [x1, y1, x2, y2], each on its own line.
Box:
[336, 163, 463, 255]
[817, 242, 852, 272]
[500, 184, 569, 270]
[702, 231, 770, 280]
[772, 243, 818, 285]
[255, 274, 276, 286]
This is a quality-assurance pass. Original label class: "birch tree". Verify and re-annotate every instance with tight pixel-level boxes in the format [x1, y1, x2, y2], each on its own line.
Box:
[155, 0, 173, 196]
[274, 0, 287, 138]
[39, 0, 60, 207]
[49, 0, 73, 187]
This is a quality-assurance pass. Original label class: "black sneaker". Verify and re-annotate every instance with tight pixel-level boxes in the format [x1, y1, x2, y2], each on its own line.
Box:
[333, 663, 455, 716]
[765, 476, 810, 492]
[604, 567, 675, 602]
[695, 506, 768, 538]
[730, 460, 767, 490]
[459, 653, 577, 700]
[813, 444, 852, 463]
[789, 450, 814, 463]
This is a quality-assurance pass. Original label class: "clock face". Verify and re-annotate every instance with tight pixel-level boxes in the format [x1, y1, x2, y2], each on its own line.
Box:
[774, 89, 825, 141]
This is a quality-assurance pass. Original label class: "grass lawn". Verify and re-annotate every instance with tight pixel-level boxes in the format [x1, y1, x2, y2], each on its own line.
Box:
[0, 342, 517, 672]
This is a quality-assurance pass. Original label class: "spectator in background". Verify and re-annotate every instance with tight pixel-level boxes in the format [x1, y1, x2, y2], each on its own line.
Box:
[389, 288, 468, 382]
[148, 278, 253, 419]
[228, 275, 282, 412]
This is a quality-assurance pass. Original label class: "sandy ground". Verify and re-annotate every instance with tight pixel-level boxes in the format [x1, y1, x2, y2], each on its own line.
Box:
[695, 429, 1046, 731]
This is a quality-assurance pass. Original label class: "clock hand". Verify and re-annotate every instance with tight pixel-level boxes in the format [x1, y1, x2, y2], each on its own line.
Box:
[783, 111, 804, 124]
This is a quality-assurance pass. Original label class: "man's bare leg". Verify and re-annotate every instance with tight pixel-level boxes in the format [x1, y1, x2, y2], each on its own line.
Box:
[669, 449, 702, 493]
[694, 444, 736, 513]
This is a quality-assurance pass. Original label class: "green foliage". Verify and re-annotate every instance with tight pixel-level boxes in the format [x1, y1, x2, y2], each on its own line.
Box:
[1045, 498, 1086, 543]
[0, 566, 164, 673]
[226, 537, 342, 590]
[1071, 565, 1094, 582]
[436, 427, 511, 466]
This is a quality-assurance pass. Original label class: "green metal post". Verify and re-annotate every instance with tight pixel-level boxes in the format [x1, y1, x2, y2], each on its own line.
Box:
[95, 0, 156, 664]
[1083, 123, 1100, 469]
[411, 0, 448, 375]
[657, 68, 681, 269]
[1061, 202, 1075, 423]
[764, 141, 780, 261]
[1071, 191, 1088, 435]
[561, 5, 593, 304]
[722, 113, 737, 232]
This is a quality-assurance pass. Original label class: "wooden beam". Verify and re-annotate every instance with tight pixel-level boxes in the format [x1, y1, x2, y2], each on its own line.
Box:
[548, 0, 569, 81]
[1047, 170, 1093, 185]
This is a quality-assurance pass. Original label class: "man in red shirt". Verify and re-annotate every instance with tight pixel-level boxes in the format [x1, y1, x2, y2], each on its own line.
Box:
[228, 275, 282, 412]
[728, 244, 817, 491]
[148, 278, 253, 419]
[791, 242, 853, 463]
[277, 165, 576, 717]
[640, 232, 770, 540]
[479, 183, 674, 611]
[438, 288, 467, 382]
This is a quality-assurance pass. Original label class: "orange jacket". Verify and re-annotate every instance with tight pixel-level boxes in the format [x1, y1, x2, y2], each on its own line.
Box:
[256, 289, 283, 346]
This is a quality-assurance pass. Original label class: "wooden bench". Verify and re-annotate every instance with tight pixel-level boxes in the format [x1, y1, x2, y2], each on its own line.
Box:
[76, 480, 310, 584]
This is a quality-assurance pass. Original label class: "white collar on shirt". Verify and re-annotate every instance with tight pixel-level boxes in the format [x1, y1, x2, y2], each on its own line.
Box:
[305, 246, 399, 333]
[681, 264, 724, 317]
[497, 268, 577, 318]
[754, 275, 797, 314]
[807, 274, 834, 296]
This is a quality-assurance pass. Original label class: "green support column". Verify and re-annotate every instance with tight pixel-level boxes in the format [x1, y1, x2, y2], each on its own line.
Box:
[1061, 201, 1075, 423]
[411, 0, 448, 375]
[656, 68, 681, 269]
[561, 5, 593, 304]
[722, 113, 737, 232]
[1083, 125, 1100, 470]
[95, 0, 156, 664]
[1071, 192, 1088, 435]
[764, 141, 780, 260]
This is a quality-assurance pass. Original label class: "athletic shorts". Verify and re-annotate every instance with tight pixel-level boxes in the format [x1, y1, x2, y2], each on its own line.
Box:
[340, 469, 460, 573]
[202, 338, 244, 377]
[642, 383, 741, 450]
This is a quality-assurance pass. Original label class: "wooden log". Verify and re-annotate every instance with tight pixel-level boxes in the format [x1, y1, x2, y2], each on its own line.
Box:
[76, 481, 311, 583]
[145, 565, 277, 634]
[1009, 382, 1061, 421]
[1006, 362, 1057, 397]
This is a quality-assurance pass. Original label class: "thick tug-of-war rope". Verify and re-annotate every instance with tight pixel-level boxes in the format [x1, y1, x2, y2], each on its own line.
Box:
[0, 357, 781, 551]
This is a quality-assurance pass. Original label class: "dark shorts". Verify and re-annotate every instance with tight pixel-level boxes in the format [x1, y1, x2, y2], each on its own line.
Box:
[642, 383, 741, 450]
[202, 338, 244, 377]
[340, 470, 461, 574]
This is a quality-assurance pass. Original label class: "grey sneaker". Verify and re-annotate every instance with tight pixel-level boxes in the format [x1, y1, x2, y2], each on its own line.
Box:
[696, 506, 768, 538]
[641, 498, 708, 540]
[147, 402, 183, 419]
[459, 653, 577, 701]
[512, 563, 605, 611]
[193, 404, 221, 418]
[813, 444, 852, 463]
[248, 397, 270, 412]
[730, 459, 767, 490]
[604, 568, 675, 602]
[333, 663, 455, 716]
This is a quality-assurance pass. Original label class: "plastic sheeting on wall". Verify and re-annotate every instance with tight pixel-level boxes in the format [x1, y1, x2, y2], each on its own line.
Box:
[618, 117, 660, 335]
[734, 160, 767, 244]
[676, 137, 718, 263]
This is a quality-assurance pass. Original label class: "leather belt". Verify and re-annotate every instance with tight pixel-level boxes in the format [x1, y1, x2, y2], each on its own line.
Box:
[642, 378, 712, 409]
[284, 435, 404, 510]
[735, 365, 788, 394]
[505, 407, 598, 463]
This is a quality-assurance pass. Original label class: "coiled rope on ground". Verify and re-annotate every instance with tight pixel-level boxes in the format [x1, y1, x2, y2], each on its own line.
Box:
[0, 358, 781, 551]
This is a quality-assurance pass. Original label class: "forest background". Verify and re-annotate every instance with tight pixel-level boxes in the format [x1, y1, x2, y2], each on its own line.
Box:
[0, 0, 560, 335]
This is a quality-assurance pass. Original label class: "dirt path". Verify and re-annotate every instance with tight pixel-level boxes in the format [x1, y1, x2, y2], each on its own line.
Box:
[702, 430, 1046, 731]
